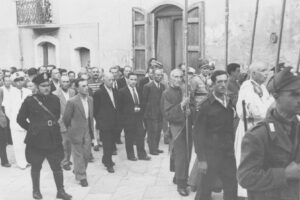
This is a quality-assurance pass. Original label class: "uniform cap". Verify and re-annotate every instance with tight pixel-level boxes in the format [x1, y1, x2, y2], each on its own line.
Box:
[267, 67, 300, 94]
[11, 71, 25, 81]
[187, 67, 196, 74]
[32, 73, 50, 85]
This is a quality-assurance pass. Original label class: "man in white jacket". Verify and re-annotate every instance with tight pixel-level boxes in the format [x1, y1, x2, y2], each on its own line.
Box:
[234, 62, 274, 198]
[6, 71, 31, 169]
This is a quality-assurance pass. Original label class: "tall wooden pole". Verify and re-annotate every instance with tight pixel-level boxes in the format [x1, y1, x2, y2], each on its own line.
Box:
[275, 0, 287, 73]
[249, 0, 260, 65]
[225, 0, 229, 68]
[296, 48, 300, 73]
[183, 0, 189, 161]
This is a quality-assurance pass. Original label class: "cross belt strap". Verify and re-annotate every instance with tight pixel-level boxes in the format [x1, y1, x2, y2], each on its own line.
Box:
[33, 96, 58, 123]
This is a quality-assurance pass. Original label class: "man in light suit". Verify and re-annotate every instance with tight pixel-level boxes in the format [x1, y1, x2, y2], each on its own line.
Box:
[63, 78, 94, 187]
[53, 75, 75, 171]
[118, 73, 151, 161]
[93, 73, 118, 173]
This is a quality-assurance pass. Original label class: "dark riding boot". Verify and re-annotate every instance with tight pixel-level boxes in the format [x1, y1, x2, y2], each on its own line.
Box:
[31, 171, 42, 199]
[53, 171, 72, 200]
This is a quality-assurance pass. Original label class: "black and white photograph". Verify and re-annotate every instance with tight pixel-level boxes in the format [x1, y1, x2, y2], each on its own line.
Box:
[0, 0, 300, 199]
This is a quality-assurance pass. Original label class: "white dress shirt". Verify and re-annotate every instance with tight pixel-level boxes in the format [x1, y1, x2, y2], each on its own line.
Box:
[129, 86, 140, 104]
[62, 90, 70, 101]
[80, 97, 89, 119]
[104, 85, 116, 108]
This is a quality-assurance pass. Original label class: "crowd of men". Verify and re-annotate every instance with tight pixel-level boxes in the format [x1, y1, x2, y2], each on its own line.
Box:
[0, 58, 300, 200]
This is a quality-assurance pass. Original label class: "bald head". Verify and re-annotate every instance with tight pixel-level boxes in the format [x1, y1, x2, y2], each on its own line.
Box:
[60, 75, 70, 91]
[103, 72, 114, 89]
[170, 69, 183, 87]
[250, 62, 269, 85]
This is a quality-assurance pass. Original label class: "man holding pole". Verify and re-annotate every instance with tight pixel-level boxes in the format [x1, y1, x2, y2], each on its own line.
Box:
[238, 66, 300, 200]
[161, 68, 192, 196]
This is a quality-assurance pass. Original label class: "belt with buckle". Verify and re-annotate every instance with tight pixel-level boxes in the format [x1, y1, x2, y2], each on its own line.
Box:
[47, 120, 53, 126]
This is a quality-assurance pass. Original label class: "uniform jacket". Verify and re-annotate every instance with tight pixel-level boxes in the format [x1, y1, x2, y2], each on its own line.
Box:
[93, 84, 118, 130]
[118, 86, 144, 128]
[142, 81, 165, 120]
[17, 93, 62, 149]
[53, 88, 76, 132]
[238, 108, 300, 200]
[63, 94, 94, 144]
[193, 92, 235, 161]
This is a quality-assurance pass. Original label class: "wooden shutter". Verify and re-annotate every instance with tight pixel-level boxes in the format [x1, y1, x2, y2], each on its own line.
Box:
[188, 2, 205, 69]
[132, 7, 148, 73]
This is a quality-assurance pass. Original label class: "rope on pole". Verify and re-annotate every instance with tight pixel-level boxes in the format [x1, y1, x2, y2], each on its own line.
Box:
[275, 0, 287, 73]
[249, 0, 260, 65]
[225, 0, 229, 68]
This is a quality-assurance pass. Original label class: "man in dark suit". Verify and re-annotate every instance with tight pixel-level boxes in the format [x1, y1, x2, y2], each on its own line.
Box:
[63, 78, 94, 187]
[93, 73, 118, 173]
[117, 65, 132, 90]
[138, 68, 154, 93]
[50, 68, 61, 93]
[118, 72, 151, 161]
[143, 68, 165, 155]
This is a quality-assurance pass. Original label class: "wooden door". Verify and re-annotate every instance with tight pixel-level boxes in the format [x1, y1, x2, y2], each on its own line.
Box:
[132, 7, 148, 74]
[188, 2, 205, 69]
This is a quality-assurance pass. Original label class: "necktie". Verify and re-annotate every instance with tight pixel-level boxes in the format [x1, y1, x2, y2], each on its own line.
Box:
[110, 89, 116, 108]
[114, 81, 118, 90]
[20, 89, 23, 99]
[132, 88, 139, 105]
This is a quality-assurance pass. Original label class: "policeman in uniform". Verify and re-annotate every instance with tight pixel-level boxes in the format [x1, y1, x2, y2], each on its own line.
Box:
[238, 67, 300, 200]
[17, 73, 72, 200]
[190, 60, 212, 112]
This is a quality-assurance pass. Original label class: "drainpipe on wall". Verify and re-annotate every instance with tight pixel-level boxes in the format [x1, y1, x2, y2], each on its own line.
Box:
[18, 27, 24, 69]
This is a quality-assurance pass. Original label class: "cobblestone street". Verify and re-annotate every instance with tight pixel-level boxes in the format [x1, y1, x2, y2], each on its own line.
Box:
[0, 137, 222, 200]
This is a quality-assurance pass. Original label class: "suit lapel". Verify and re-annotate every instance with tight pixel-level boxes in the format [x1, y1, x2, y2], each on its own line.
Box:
[88, 97, 93, 119]
[75, 95, 86, 118]
[103, 87, 116, 109]
[125, 86, 135, 105]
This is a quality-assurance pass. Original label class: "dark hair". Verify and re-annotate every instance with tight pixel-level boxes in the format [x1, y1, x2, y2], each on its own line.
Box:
[27, 67, 38, 76]
[68, 71, 75, 76]
[211, 70, 228, 83]
[59, 68, 67, 75]
[74, 78, 87, 87]
[128, 72, 137, 79]
[226, 63, 240, 75]
[146, 58, 156, 73]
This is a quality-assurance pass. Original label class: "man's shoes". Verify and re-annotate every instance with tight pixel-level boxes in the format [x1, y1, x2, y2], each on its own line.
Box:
[33, 191, 43, 199]
[56, 189, 72, 200]
[63, 164, 71, 171]
[93, 145, 100, 152]
[112, 150, 117, 155]
[177, 187, 189, 196]
[128, 157, 138, 161]
[1, 163, 11, 168]
[107, 166, 115, 173]
[139, 155, 151, 161]
[157, 149, 164, 153]
[80, 179, 88, 187]
[150, 151, 159, 155]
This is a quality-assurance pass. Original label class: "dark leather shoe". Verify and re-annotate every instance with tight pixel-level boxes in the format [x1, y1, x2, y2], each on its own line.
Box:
[150, 151, 159, 155]
[112, 150, 117, 155]
[33, 191, 43, 199]
[128, 157, 138, 161]
[63, 164, 71, 171]
[1, 163, 11, 168]
[139, 155, 151, 161]
[177, 187, 189, 196]
[107, 166, 115, 173]
[80, 179, 88, 187]
[157, 149, 164, 153]
[57, 190, 72, 200]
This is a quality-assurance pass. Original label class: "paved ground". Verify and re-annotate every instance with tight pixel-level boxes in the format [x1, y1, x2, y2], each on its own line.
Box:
[0, 137, 222, 200]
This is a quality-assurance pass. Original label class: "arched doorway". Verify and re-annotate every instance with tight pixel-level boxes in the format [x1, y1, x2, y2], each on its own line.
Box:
[37, 41, 56, 66]
[152, 4, 183, 74]
[75, 47, 91, 68]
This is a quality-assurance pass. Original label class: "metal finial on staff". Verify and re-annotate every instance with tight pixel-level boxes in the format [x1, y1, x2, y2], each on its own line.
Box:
[225, 0, 229, 68]
[275, 0, 287, 73]
[249, 0, 260, 65]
